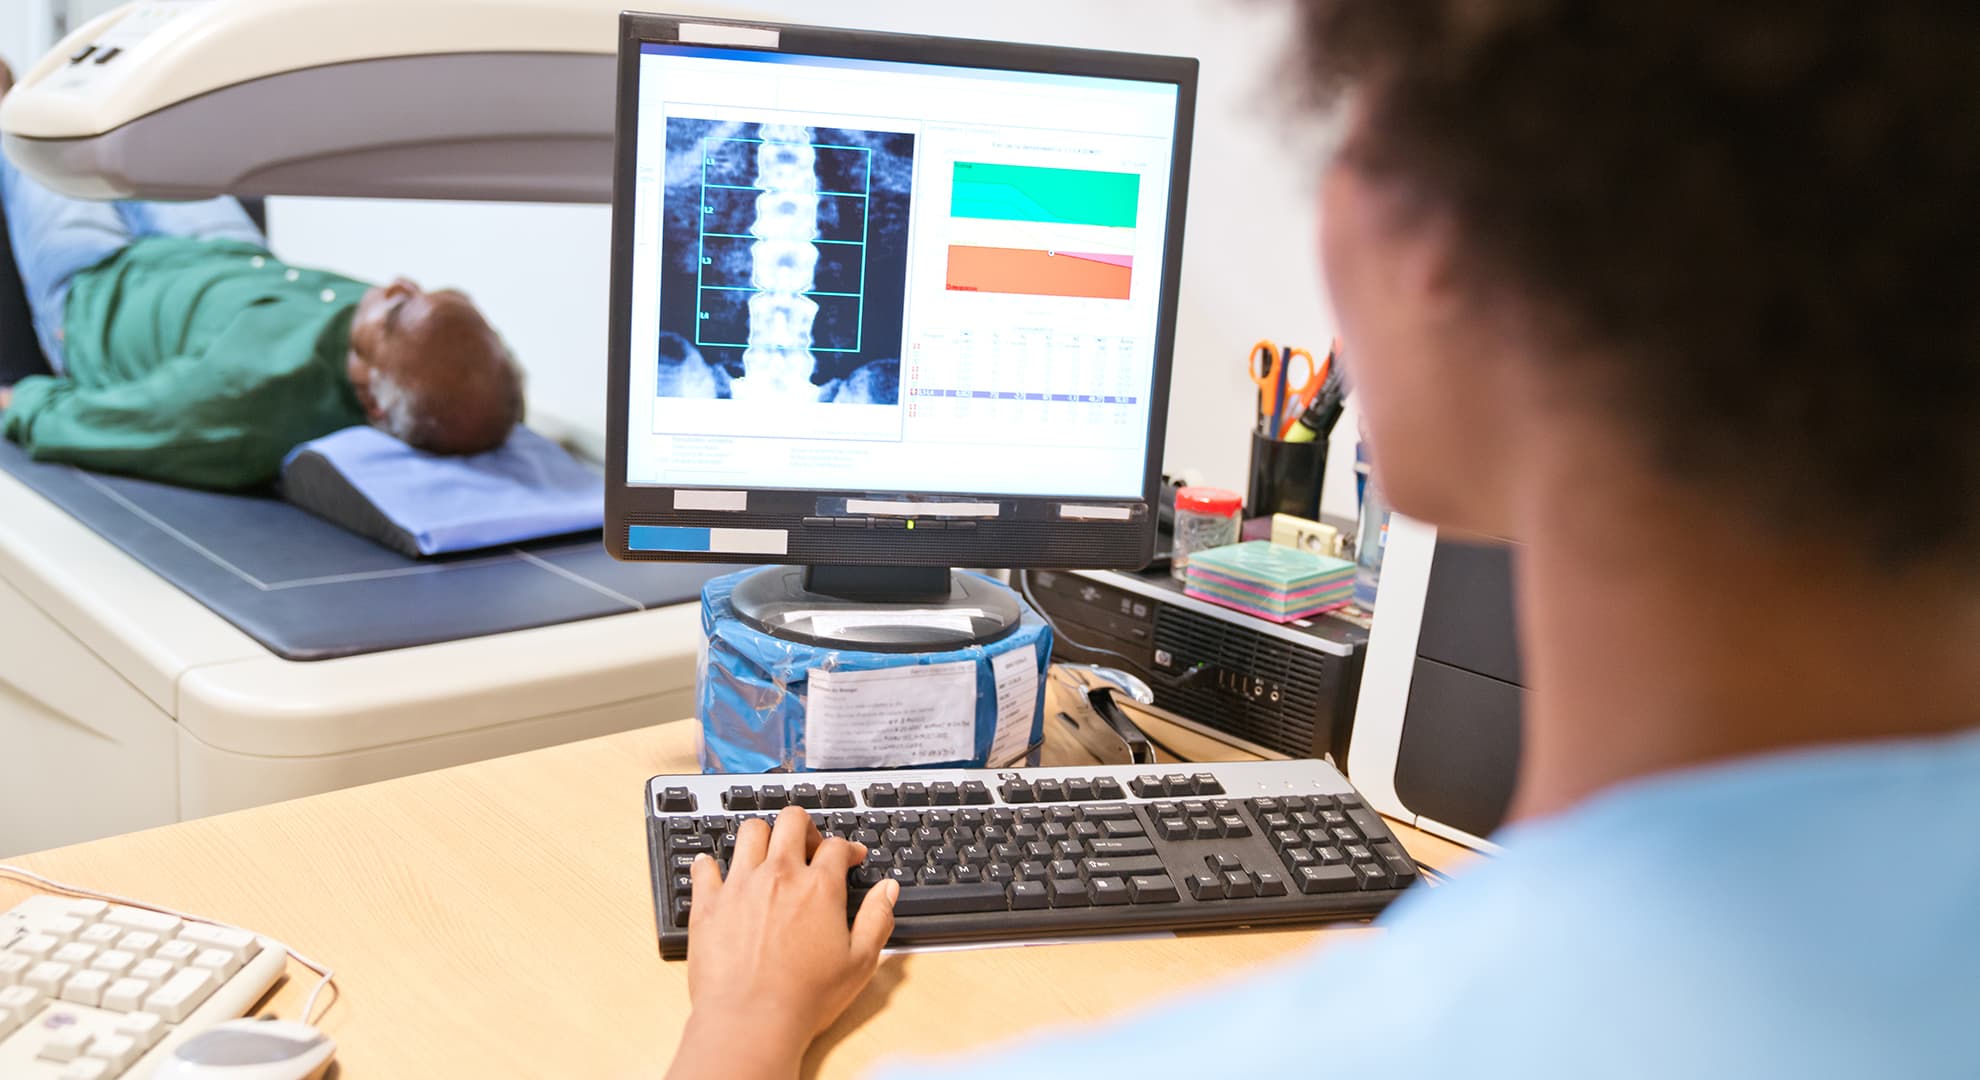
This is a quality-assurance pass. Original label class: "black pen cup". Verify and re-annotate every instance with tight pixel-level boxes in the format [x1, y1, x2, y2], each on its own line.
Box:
[1246, 431, 1328, 520]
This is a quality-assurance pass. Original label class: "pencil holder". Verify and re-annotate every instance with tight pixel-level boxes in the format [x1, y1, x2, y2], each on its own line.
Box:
[1246, 431, 1328, 520]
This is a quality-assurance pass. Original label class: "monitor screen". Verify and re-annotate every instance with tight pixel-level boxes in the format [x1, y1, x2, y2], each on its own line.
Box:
[621, 40, 1184, 501]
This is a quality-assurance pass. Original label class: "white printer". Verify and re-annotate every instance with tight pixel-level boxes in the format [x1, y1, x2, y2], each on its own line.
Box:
[1349, 516, 1523, 852]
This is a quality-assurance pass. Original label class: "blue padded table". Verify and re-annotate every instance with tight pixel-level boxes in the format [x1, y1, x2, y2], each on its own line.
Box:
[0, 439, 745, 661]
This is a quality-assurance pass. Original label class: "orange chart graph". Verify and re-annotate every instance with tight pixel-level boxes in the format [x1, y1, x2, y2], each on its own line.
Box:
[945, 245, 1133, 301]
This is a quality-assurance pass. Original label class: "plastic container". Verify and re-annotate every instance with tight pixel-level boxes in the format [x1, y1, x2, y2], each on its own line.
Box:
[1171, 486, 1242, 581]
[1246, 430, 1328, 521]
[697, 570, 1053, 773]
[1353, 471, 1392, 609]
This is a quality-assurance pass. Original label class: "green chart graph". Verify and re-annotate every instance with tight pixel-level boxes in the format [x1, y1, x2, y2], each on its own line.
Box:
[950, 162, 1141, 229]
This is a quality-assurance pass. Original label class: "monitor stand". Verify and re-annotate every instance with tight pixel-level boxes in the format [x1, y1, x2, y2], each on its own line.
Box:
[729, 565, 1024, 652]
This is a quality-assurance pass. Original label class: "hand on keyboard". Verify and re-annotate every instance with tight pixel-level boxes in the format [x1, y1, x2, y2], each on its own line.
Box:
[648, 762, 1419, 964]
[666, 805, 900, 1080]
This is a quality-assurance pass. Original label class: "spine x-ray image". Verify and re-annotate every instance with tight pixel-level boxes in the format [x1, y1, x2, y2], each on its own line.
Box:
[656, 119, 915, 406]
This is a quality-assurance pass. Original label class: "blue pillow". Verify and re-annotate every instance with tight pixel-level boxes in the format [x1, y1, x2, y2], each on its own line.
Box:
[281, 425, 603, 556]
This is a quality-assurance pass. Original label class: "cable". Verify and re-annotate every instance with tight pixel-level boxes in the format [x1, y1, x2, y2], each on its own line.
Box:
[1140, 729, 1192, 764]
[0, 863, 339, 1026]
[1015, 571, 1214, 691]
[1017, 575, 1450, 887]
[1162, 663, 1218, 690]
[1413, 860, 1451, 885]
[1017, 571, 1230, 769]
[1016, 569, 1148, 673]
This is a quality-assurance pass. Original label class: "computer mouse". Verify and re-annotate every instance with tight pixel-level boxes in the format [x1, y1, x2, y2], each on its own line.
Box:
[152, 1017, 336, 1080]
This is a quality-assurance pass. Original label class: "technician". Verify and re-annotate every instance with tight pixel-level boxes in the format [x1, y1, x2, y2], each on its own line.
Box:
[666, 4, 1980, 1077]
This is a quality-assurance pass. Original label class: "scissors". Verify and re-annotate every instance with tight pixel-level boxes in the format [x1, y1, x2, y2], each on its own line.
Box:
[1248, 340, 1327, 438]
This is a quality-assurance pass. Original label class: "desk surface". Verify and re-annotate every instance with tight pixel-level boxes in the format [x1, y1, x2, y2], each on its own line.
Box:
[2, 720, 1474, 1079]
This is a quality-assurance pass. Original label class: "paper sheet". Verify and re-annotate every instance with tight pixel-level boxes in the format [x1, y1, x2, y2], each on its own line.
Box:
[806, 661, 978, 768]
[989, 647, 1041, 765]
[805, 611, 980, 637]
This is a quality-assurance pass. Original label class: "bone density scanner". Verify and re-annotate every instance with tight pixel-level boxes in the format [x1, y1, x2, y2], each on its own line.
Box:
[0, 0, 757, 856]
[1, 0, 749, 202]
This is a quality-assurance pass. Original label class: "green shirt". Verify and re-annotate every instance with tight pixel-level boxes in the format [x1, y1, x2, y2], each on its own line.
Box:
[3, 236, 372, 489]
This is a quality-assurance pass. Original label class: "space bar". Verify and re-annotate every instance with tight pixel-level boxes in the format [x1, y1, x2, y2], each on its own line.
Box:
[890, 883, 1009, 916]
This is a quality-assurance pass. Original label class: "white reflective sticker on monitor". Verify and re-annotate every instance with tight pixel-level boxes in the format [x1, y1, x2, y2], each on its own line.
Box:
[846, 500, 1001, 518]
[676, 23, 780, 48]
[710, 528, 787, 555]
[1058, 504, 1134, 521]
[674, 489, 748, 512]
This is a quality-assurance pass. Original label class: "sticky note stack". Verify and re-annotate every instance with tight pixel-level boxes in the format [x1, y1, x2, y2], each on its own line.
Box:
[1183, 540, 1356, 623]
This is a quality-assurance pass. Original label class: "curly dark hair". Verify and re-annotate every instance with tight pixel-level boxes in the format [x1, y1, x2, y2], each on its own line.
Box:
[1289, 2, 1980, 569]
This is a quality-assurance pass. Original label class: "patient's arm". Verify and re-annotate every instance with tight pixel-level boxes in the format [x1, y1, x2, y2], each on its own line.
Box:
[3, 361, 294, 488]
[2, 300, 362, 488]
[3, 299, 364, 487]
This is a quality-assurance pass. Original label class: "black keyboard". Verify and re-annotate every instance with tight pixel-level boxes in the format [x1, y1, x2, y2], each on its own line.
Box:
[643, 760, 1420, 959]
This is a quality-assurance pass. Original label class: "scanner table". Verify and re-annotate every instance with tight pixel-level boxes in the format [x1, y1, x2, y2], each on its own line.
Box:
[0, 717, 1473, 1078]
[0, 441, 744, 856]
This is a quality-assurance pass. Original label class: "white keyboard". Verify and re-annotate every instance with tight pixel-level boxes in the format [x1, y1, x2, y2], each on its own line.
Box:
[0, 895, 289, 1079]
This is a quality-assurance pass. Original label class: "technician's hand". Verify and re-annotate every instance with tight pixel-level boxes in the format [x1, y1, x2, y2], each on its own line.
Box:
[665, 805, 899, 1080]
[0, 387, 12, 411]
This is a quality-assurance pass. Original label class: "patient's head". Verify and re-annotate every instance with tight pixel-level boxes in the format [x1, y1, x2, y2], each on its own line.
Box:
[346, 279, 524, 455]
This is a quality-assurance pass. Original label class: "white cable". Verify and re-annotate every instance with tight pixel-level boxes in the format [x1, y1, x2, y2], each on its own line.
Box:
[0, 863, 338, 1025]
[1016, 570, 1146, 672]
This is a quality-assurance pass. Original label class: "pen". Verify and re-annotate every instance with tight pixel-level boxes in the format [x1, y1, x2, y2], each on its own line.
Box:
[1283, 367, 1346, 444]
[1267, 346, 1292, 437]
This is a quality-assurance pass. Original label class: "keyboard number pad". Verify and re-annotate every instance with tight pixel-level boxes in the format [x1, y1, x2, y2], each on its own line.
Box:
[1248, 796, 1418, 893]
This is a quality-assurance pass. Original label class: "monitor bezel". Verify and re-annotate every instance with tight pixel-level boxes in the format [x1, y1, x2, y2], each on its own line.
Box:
[605, 12, 1198, 570]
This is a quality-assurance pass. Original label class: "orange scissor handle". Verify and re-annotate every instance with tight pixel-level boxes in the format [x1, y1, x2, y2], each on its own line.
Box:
[1251, 341, 1323, 397]
[1281, 347, 1322, 399]
[1248, 340, 1285, 397]
[1250, 342, 1322, 389]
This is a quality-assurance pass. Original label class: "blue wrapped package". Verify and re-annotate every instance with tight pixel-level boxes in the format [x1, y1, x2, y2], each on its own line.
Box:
[697, 569, 1053, 774]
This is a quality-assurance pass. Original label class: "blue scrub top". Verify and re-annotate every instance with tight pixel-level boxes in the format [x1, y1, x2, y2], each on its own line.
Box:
[874, 727, 1980, 1078]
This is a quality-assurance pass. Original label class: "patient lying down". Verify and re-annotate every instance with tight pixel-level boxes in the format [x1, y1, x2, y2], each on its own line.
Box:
[0, 62, 523, 490]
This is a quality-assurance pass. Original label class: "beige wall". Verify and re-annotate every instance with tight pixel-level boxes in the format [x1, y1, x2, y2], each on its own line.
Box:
[63, 0, 127, 31]
[0, 0, 58, 70]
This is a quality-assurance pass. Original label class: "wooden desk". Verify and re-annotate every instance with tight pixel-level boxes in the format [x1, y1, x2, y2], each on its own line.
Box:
[1, 721, 1473, 1078]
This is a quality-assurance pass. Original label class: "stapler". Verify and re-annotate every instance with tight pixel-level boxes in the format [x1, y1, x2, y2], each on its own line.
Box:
[1048, 664, 1160, 765]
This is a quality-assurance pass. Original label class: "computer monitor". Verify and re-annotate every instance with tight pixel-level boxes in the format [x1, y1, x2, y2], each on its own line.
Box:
[605, 13, 1197, 650]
